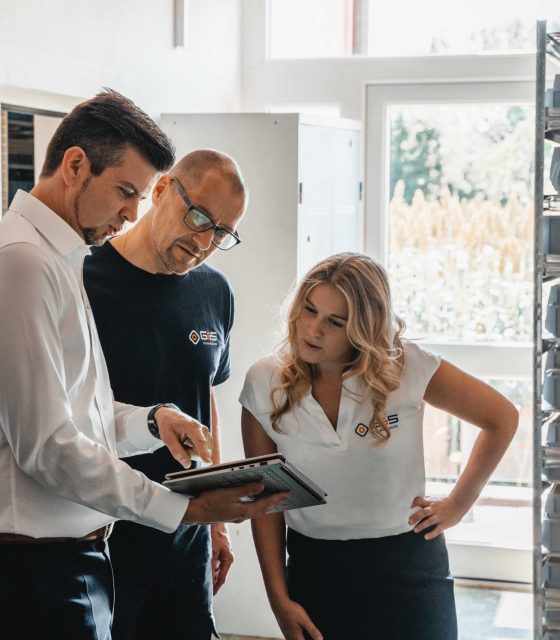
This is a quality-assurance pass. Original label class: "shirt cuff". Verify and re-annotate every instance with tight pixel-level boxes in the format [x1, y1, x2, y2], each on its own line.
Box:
[141, 484, 191, 533]
[124, 405, 163, 452]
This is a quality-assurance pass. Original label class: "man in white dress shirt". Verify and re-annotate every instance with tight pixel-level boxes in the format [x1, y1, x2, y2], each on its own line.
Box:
[0, 89, 286, 640]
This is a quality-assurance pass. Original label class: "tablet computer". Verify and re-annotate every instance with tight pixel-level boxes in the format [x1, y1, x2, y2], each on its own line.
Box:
[163, 453, 327, 513]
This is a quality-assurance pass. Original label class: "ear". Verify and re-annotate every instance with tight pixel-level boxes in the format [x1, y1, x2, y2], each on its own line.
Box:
[60, 146, 90, 187]
[152, 174, 171, 205]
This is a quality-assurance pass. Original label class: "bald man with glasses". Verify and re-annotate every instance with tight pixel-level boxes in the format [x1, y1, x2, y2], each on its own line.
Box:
[84, 149, 250, 640]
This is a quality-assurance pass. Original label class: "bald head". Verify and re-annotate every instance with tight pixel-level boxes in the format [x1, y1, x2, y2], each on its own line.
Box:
[171, 149, 247, 203]
[113, 148, 247, 275]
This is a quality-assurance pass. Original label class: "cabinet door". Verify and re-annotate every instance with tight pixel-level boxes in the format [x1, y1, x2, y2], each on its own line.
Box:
[298, 123, 334, 278]
[298, 123, 361, 278]
[332, 127, 361, 254]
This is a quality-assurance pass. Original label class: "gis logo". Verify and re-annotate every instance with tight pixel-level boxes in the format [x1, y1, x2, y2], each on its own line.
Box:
[357, 414, 399, 437]
[189, 329, 218, 346]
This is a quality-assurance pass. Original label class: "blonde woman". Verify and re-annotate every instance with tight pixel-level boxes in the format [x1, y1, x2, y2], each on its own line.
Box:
[240, 252, 518, 640]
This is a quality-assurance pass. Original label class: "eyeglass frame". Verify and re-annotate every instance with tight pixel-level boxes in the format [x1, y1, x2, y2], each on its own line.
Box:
[171, 176, 241, 251]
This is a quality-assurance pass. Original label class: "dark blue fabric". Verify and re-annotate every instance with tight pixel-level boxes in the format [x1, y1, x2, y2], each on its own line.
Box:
[108, 521, 216, 639]
[84, 242, 233, 639]
[0, 540, 113, 640]
[84, 242, 233, 483]
[286, 527, 457, 640]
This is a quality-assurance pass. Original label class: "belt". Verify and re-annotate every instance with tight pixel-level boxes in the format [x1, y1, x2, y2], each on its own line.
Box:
[0, 523, 113, 544]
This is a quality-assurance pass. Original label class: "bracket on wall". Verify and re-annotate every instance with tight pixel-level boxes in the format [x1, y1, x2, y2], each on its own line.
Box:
[173, 0, 187, 48]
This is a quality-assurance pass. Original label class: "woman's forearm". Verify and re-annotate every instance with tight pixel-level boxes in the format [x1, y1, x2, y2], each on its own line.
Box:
[252, 512, 291, 607]
[449, 413, 517, 513]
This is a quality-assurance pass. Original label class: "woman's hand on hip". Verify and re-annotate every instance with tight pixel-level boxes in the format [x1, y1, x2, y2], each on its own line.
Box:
[409, 495, 466, 540]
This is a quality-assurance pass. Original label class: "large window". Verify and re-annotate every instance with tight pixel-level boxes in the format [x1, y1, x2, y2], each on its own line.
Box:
[366, 80, 535, 582]
[269, 0, 560, 59]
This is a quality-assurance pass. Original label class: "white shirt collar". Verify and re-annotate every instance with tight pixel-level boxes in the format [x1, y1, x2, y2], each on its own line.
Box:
[9, 189, 89, 257]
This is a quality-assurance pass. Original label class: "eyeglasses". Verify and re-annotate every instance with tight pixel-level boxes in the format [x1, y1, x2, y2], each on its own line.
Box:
[171, 177, 241, 251]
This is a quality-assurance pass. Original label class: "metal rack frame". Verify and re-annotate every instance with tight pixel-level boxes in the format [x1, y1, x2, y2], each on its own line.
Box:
[534, 19, 546, 640]
[534, 20, 560, 640]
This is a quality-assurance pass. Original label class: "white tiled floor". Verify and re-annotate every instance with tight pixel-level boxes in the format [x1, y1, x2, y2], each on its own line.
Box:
[455, 585, 532, 639]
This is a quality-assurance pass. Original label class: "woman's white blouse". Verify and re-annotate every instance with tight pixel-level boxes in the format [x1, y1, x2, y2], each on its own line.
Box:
[239, 341, 441, 540]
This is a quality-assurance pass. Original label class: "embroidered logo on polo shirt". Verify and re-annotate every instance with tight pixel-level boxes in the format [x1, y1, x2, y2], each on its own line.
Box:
[355, 423, 369, 437]
[356, 414, 400, 437]
[189, 329, 218, 346]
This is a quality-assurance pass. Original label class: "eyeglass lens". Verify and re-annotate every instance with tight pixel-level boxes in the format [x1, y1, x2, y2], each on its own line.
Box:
[184, 209, 238, 249]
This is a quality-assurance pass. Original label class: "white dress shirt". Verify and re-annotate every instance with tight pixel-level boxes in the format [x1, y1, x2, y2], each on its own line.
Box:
[0, 190, 189, 537]
[240, 341, 441, 540]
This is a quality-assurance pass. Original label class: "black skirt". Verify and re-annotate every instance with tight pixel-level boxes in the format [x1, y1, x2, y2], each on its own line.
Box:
[286, 527, 457, 640]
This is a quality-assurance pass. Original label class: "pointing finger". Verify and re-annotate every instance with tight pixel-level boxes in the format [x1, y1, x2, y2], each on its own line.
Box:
[166, 438, 193, 469]
[182, 428, 213, 463]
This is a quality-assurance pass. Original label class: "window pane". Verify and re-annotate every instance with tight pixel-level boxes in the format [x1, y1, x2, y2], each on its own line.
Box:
[424, 380, 532, 486]
[269, 0, 352, 59]
[424, 379, 532, 550]
[369, 0, 560, 56]
[388, 103, 535, 343]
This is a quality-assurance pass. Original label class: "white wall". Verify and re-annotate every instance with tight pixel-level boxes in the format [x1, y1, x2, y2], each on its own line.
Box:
[0, 0, 242, 117]
[1, 0, 243, 213]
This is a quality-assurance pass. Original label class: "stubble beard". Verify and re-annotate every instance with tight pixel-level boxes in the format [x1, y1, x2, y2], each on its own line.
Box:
[73, 175, 104, 246]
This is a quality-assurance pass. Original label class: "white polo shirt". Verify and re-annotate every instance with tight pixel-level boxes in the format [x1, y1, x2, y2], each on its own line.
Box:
[239, 341, 440, 540]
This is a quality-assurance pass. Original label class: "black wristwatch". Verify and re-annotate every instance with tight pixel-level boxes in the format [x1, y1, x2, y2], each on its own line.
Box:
[147, 403, 178, 439]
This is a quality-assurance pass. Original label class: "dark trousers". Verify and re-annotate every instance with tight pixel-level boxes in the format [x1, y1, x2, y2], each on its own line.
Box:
[286, 528, 458, 640]
[108, 520, 216, 640]
[0, 539, 113, 640]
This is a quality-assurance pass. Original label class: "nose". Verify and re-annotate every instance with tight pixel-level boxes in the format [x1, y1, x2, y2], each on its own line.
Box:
[308, 316, 323, 337]
[120, 199, 140, 224]
[191, 228, 214, 251]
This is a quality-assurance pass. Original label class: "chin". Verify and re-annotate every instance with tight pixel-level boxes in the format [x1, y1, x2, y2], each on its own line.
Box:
[81, 225, 109, 246]
[161, 253, 196, 275]
[91, 234, 111, 247]
[174, 264, 196, 275]
[298, 347, 320, 365]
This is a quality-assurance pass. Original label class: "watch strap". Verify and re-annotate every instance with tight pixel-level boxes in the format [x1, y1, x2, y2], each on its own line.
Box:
[147, 403, 178, 439]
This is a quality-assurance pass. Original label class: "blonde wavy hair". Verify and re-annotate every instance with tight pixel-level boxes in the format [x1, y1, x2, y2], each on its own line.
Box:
[270, 252, 405, 442]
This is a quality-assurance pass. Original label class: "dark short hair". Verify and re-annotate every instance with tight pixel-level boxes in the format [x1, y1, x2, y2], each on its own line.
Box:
[40, 88, 175, 178]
